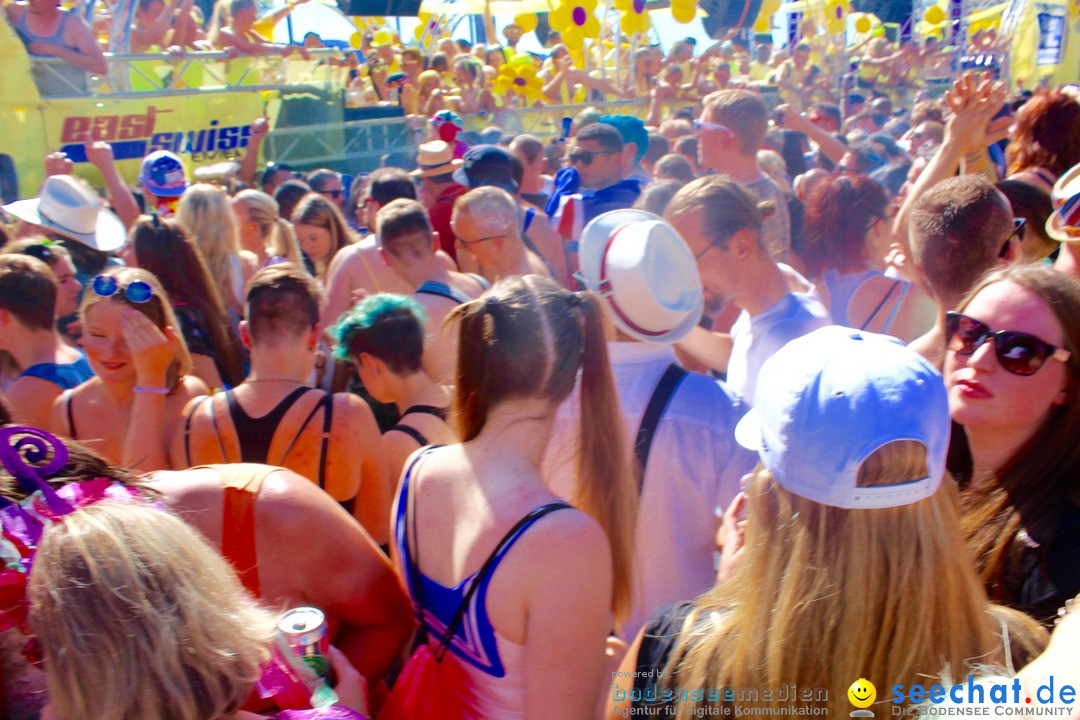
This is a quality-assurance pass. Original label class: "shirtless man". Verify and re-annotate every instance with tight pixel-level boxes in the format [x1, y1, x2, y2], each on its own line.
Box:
[451, 187, 552, 282]
[375, 199, 487, 386]
[321, 168, 454, 330]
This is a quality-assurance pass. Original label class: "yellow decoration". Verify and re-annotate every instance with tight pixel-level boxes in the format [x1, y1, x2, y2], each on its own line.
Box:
[754, 15, 770, 32]
[372, 29, 394, 47]
[827, 17, 845, 34]
[353, 15, 384, 27]
[414, 12, 447, 44]
[872, 26, 884, 37]
[924, 6, 946, 25]
[349, 31, 364, 48]
[670, 0, 697, 24]
[550, 0, 601, 49]
[614, 0, 651, 36]
[854, 16, 871, 33]
[514, 12, 539, 32]
[759, 0, 781, 15]
[493, 61, 545, 102]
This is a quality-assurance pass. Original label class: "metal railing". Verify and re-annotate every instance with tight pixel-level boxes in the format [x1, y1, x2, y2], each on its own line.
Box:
[29, 48, 346, 98]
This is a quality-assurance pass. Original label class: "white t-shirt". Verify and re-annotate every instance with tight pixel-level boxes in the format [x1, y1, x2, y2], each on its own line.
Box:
[543, 342, 758, 641]
[727, 285, 831, 405]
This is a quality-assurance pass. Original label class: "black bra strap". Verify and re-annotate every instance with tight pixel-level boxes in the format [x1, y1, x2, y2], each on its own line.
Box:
[388, 425, 429, 447]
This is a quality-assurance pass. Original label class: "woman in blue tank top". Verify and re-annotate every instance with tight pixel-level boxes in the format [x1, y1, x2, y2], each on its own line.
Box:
[391, 275, 637, 719]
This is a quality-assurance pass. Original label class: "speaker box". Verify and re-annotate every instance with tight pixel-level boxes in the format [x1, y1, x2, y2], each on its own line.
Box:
[701, 0, 766, 39]
[850, 0, 914, 25]
[339, 0, 421, 16]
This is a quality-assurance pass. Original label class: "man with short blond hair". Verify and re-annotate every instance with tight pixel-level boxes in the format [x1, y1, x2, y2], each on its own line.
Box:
[697, 90, 791, 261]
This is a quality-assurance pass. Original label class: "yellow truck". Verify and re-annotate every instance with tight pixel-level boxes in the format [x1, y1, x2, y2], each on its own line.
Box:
[0, 9, 413, 201]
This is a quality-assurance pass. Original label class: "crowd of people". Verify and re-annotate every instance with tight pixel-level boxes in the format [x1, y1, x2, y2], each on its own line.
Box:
[2, 3, 1080, 717]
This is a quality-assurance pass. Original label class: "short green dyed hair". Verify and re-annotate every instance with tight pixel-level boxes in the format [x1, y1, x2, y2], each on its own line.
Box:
[331, 293, 428, 374]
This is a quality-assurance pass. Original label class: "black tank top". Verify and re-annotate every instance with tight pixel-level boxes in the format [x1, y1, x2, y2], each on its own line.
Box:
[225, 386, 312, 464]
[387, 404, 447, 447]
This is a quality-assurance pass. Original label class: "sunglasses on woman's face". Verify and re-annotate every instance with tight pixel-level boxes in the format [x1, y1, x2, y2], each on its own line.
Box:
[91, 274, 154, 303]
[945, 311, 1071, 376]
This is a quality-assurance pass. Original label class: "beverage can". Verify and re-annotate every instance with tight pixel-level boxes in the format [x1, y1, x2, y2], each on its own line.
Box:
[280, 606, 331, 681]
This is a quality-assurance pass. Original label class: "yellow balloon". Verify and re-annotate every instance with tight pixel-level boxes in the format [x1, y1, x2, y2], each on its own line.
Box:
[924, 5, 945, 25]
[855, 16, 871, 33]
[350, 31, 363, 48]
[754, 15, 770, 32]
[872, 26, 884, 36]
[514, 12, 538, 33]
[672, 4, 696, 23]
[760, 0, 781, 15]
[827, 16, 844, 34]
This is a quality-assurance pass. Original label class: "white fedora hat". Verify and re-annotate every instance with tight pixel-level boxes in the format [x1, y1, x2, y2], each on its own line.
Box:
[578, 209, 704, 344]
[3, 175, 126, 252]
[1046, 162, 1080, 243]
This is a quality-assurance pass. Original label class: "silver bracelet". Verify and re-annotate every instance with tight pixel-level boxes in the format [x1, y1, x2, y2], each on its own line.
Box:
[133, 386, 170, 394]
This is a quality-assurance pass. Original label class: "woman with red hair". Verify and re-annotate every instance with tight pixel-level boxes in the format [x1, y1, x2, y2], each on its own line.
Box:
[1006, 89, 1080, 192]
[802, 174, 932, 342]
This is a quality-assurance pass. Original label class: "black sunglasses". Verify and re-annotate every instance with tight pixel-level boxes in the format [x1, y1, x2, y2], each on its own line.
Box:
[319, 189, 345, 199]
[945, 311, 1070, 376]
[568, 150, 617, 166]
[997, 217, 1026, 259]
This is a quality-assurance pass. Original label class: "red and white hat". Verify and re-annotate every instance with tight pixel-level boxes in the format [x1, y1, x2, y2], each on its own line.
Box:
[578, 209, 704, 344]
[1046, 162, 1080, 243]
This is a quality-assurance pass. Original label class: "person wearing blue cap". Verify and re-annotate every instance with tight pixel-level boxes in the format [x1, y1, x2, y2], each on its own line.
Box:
[608, 325, 1045, 720]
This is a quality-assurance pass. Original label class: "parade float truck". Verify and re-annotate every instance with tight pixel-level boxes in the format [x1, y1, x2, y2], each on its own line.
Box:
[0, 3, 410, 202]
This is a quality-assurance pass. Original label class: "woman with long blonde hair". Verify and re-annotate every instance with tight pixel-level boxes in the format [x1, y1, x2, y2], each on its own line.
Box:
[232, 188, 303, 269]
[390, 275, 637, 719]
[177, 183, 256, 317]
[48, 267, 208, 471]
[609, 327, 1047, 720]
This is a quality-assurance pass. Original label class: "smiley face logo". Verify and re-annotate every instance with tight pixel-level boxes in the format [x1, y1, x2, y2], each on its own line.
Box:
[848, 678, 877, 709]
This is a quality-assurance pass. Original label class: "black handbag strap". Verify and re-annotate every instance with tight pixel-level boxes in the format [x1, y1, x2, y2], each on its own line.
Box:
[404, 449, 571, 662]
[633, 363, 688, 494]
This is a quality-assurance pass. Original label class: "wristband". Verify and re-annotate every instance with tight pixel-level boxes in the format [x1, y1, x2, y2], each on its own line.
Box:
[133, 386, 170, 394]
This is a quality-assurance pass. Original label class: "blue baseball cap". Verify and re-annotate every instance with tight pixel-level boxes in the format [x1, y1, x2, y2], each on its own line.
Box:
[139, 151, 188, 198]
[735, 327, 950, 510]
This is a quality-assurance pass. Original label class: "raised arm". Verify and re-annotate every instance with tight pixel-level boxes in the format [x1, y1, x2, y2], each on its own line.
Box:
[891, 73, 1008, 252]
[85, 142, 140, 230]
[776, 103, 847, 165]
[237, 117, 269, 189]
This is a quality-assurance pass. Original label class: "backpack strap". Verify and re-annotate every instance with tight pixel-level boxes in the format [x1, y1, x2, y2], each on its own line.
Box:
[633, 363, 688, 495]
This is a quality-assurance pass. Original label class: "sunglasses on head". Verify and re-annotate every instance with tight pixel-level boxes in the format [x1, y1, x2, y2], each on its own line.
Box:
[568, 150, 617, 166]
[998, 217, 1026, 259]
[91, 274, 154, 304]
[23, 242, 55, 263]
[945, 311, 1070, 376]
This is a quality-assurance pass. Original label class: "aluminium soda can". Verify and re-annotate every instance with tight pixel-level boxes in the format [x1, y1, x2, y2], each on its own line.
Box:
[280, 606, 331, 681]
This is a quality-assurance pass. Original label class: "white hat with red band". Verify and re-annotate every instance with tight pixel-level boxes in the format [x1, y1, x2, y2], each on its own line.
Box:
[1046, 162, 1080, 243]
[578, 209, 704, 344]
